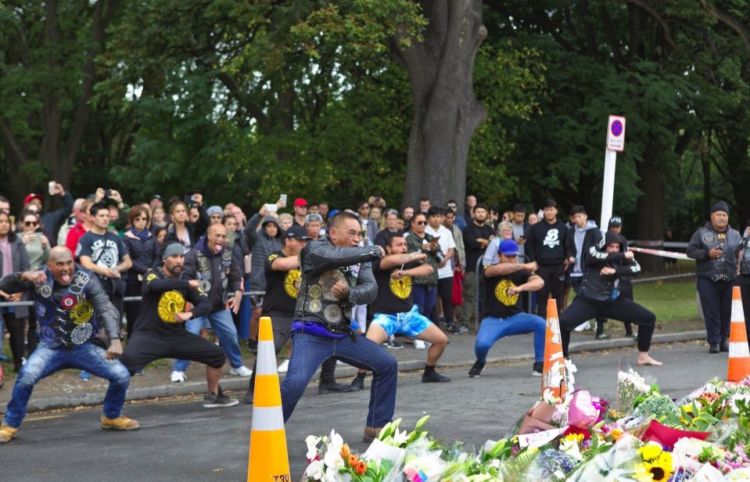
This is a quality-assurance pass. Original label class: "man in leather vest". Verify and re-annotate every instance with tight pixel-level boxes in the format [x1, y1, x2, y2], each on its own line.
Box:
[0, 247, 138, 443]
[687, 201, 742, 353]
[280, 212, 397, 443]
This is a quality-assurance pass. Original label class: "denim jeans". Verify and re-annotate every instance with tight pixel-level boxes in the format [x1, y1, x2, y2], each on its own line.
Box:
[474, 313, 546, 363]
[412, 285, 437, 320]
[4, 342, 130, 428]
[281, 331, 398, 427]
[173, 308, 244, 371]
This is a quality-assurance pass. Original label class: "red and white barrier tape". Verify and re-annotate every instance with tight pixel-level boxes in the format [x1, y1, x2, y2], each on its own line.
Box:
[629, 246, 691, 260]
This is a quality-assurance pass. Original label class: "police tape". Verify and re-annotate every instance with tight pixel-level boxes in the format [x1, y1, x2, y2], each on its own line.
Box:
[629, 246, 691, 260]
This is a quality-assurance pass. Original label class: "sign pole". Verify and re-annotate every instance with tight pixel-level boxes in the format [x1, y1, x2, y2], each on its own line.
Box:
[601, 115, 626, 232]
[600, 149, 617, 231]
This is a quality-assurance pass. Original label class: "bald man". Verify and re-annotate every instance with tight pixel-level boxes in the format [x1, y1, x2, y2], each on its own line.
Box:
[0, 247, 138, 444]
[170, 224, 252, 383]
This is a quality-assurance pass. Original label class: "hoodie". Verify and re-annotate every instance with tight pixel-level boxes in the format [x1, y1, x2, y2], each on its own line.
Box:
[569, 220, 601, 278]
[579, 232, 641, 302]
[244, 214, 283, 292]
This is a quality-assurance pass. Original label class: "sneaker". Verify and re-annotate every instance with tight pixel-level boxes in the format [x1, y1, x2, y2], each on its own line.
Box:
[721, 339, 730, 352]
[573, 321, 591, 332]
[532, 362, 543, 377]
[203, 387, 239, 408]
[101, 415, 140, 431]
[277, 359, 289, 373]
[422, 371, 451, 383]
[458, 324, 470, 334]
[709, 343, 720, 354]
[229, 365, 253, 377]
[384, 339, 403, 350]
[414, 339, 427, 349]
[318, 382, 355, 394]
[595, 333, 610, 340]
[170, 370, 187, 383]
[444, 323, 460, 334]
[363, 426, 383, 443]
[79, 371, 91, 382]
[0, 425, 18, 443]
[468, 361, 485, 378]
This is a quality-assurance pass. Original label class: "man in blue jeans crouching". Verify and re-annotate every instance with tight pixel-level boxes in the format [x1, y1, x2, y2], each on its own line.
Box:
[469, 239, 546, 378]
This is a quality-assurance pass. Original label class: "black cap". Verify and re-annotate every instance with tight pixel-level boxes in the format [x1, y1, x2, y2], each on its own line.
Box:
[285, 224, 311, 241]
[710, 201, 729, 215]
[608, 216, 623, 227]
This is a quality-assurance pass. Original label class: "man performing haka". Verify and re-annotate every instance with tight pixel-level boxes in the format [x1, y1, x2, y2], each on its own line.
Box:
[0, 247, 137, 444]
[120, 243, 238, 408]
[350, 231, 450, 390]
[280, 212, 397, 443]
[559, 232, 662, 366]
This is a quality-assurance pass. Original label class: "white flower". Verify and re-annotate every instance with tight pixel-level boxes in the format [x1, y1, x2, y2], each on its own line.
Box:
[305, 460, 325, 480]
[392, 428, 408, 446]
[323, 466, 340, 482]
[559, 439, 583, 461]
[306, 435, 321, 461]
[729, 392, 750, 414]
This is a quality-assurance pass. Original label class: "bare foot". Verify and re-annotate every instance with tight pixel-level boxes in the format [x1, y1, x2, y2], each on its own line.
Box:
[637, 354, 663, 366]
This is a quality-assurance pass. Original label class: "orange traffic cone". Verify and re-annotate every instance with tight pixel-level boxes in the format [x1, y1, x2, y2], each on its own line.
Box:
[727, 287, 750, 382]
[248, 316, 290, 482]
[542, 297, 568, 400]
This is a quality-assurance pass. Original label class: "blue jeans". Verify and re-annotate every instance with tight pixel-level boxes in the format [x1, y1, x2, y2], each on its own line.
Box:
[4, 342, 130, 428]
[173, 309, 244, 371]
[474, 313, 546, 363]
[281, 331, 398, 427]
[412, 285, 437, 319]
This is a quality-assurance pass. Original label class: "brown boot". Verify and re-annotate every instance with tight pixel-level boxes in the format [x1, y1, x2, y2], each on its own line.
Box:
[363, 426, 383, 443]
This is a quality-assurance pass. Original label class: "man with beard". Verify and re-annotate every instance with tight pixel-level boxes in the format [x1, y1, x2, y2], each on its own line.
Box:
[120, 243, 237, 408]
[0, 247, 137, 443]
[462, 204, 493, 328]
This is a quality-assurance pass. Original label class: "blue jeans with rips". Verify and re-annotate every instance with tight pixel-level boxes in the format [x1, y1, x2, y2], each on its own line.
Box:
[474, 313, 547, 364]
[173, 308, 244, 372]
[281, 330, 398, 428]
[3, 342, 131, 428]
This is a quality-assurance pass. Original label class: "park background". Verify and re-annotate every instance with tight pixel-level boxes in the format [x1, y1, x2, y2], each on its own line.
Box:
[2, 0, 750, 278]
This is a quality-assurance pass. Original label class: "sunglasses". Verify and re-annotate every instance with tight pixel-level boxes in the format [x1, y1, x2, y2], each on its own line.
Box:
[24, 221, 38, 226]
[415, 220, 427, 225]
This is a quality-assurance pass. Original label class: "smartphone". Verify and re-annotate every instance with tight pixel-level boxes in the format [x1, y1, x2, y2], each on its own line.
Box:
[280, 194, 287, 205]
[48, 181, 56, 195]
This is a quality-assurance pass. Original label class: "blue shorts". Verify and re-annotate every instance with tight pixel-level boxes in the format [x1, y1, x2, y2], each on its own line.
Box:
[372, 305, 432, 338]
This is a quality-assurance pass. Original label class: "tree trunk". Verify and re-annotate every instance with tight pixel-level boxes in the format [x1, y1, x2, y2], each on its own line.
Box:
[394, 0, 487, 210]
[635, 140, 666, 274]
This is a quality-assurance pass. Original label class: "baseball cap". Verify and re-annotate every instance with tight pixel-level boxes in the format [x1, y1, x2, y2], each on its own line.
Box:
[286, 224, 311, 241]
[151, 194, 162, 201]
[608, 216, 623, 227]
[293, 197, 308, 208]
[24, 193, 43, 206]
[162, 243, 185, 260]
[498, 239, 519, 256]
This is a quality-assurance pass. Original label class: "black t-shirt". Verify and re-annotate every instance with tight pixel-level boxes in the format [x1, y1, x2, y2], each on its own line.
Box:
[371, 258, 419, 314]
[262, 251, 300, 316]
[134, 268, 210, 334]
[77, 231, 128, 272]
[481, 270, 530, 319]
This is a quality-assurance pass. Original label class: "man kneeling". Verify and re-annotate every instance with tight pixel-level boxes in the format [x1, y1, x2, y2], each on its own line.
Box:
[120, 243, 238, 408]
[0, 247, 137, 443]
[469, 239, 546, 378]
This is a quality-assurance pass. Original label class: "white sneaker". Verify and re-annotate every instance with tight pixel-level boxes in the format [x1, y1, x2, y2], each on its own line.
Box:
[170, 370, 187, 383]
[414, 340, 427, 350]
[574, 320, 591, 332]
[277, 359, 289, 373]
[230, 365, 253, 377]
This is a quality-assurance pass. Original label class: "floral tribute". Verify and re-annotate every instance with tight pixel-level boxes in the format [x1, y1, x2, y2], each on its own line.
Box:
[302, 370, 750, 481]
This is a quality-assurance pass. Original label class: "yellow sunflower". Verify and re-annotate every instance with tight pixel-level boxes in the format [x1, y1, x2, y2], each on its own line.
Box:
[639, 442, 664, 461]
[634, 451, 673, 482]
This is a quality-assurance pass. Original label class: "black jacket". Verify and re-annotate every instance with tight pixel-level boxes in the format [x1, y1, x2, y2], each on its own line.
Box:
[687, 222, 742, 281]
[579, 232, 641, 302]
[122, 231, 161, 284]
[183, 237, 243, 312]
[463, 222, 494, 273]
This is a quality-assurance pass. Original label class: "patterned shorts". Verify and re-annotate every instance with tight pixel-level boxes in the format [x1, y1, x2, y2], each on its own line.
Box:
[372, 305, 432, 338]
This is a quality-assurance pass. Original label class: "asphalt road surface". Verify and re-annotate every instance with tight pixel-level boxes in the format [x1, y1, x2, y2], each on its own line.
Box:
[0, 341, 726, 481]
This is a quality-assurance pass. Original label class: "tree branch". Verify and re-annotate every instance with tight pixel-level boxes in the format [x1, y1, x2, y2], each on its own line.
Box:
[623, 0, 677, 51]
[699, 0, 750, 53]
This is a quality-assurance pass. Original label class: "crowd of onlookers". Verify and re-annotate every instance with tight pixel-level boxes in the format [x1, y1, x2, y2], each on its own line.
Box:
[0, 182, 619, 387]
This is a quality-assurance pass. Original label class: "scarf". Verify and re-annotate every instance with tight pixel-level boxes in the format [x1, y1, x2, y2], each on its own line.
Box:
[129, 227, 151, 242]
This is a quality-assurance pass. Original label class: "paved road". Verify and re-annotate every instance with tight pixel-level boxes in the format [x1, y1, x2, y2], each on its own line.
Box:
[0, 341, 725, 481]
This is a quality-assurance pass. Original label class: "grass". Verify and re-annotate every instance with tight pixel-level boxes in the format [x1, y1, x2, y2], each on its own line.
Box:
[634, 280, 700, 323]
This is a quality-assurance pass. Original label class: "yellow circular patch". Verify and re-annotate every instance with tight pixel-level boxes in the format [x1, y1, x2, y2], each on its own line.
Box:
[390, 275, 412, 300]
[158, 290, 186, 323]
[69, 301, 94, 325]
[495, 279, 519, 306]
[284, 269, 301, 299]
[146, 273, 158, 282]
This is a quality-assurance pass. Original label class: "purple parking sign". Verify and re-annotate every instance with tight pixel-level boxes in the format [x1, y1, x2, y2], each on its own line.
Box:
[606, 115, 626, 151]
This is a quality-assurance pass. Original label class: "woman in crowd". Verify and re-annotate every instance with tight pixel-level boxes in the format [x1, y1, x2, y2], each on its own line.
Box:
[165, 201, 207, 252]
[122, 206, 160, 340]
[0, 211, 30, 372]
[406, 212, 441, 320]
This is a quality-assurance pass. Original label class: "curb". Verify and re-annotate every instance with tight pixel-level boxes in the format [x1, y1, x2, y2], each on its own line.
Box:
[10, 331, 706, 414]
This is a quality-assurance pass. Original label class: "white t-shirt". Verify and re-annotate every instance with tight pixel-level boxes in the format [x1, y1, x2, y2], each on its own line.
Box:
[425, 224, 456, 279]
